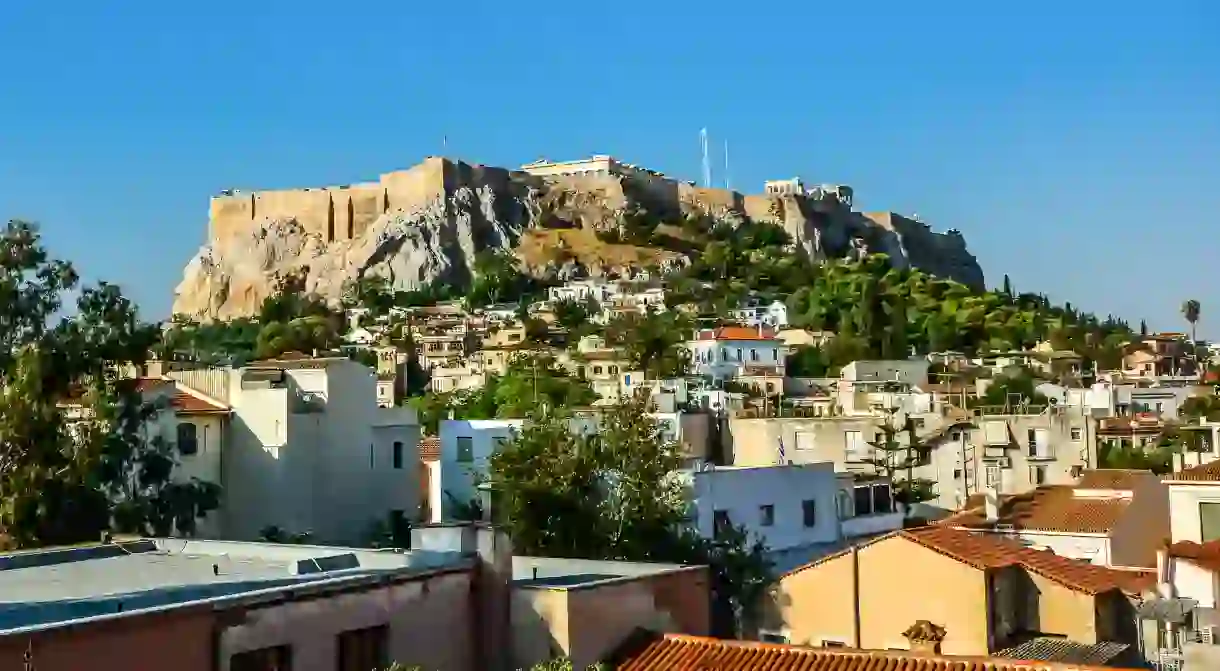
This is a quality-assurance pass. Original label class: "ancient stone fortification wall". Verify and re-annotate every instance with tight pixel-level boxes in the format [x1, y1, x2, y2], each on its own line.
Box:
[208, 157, 448, 242]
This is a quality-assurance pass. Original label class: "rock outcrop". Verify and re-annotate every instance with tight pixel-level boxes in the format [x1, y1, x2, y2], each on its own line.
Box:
[173, 157, 984, 319]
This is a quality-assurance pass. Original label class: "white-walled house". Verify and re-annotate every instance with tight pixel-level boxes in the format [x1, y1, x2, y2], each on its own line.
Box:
[165, 355, 420, 544]
[731, 300, 788, 329]
[547, 279, 621, 305]
[433, 419, 525, 523]
[686, 463, 839, 552]
[688, 326, 785, 381]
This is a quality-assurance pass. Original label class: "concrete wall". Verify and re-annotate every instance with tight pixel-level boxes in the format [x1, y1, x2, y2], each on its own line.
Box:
[436, 419, 525, 522]
[513, 568, 710, 670]
[0, 607, 215, 671]
[1169, 483, 1220, 544]
[219, 569, 474, 671]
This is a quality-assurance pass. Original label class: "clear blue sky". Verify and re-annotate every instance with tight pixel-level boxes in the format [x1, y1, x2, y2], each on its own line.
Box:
[1, 1, 1216, 335]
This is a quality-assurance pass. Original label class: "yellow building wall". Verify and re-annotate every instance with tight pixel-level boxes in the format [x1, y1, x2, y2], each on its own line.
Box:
[1030, 573, 1100, 643]
[769, 537, 993, 655]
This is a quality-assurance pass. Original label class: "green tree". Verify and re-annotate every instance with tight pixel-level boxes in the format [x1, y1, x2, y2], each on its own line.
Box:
[605, 309, 693, 379]
[0, 220, 220, 548]
[1183, 299, 1202, 342]
[785, 346, 829, 377]
[1140, 319, 1149, 337]
[485, 395, 772, 636]
[466, 250, 538, 309]
[978, 369, 1050, 409]
[863, 407, 937, 509]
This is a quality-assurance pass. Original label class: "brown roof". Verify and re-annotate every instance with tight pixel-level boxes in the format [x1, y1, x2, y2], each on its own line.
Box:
[787, 526, 1154, 596]
[940, 486, 1131, 535]
[1169, 540, 1220, 572]
[419, 436, 440, 462]
[1076, 469, 1152, 490]
[172, 391, 229, 415]
[615, 634, 1142, 671]
[1164, 460, 1220, 483]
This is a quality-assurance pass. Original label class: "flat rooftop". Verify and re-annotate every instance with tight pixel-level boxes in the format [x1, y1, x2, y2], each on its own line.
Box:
[511, 556, 700, 589]
[0, 539, 471, 634]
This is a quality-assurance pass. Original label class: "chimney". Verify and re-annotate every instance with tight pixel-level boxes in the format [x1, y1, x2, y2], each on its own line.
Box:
[412, 522, 512, 671]
[1156, 541, 1174, 598]
[984, 487, 1000, 522]
[902, 620, 947, 654]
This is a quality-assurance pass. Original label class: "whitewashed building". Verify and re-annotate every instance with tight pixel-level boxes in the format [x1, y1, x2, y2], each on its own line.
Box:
[433, 419, 526, 522]
[688, 326, 785, 381]
[731, 300, 789, 329]
[164, 355, 420, 544]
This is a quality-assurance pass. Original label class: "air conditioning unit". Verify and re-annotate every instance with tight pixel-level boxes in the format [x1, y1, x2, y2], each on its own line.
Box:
[996, 457, 1012, 469]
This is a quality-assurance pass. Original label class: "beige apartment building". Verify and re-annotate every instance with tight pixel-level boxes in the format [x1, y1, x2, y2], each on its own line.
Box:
[726, 405, 1096, 511]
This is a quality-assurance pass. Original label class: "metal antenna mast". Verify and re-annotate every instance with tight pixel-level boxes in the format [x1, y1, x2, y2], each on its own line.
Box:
[724, 139, 731, 191]
[700, 128, 712, 188]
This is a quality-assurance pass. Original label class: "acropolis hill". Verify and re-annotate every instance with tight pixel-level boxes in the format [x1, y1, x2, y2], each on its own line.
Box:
[173, 155, 984, 319]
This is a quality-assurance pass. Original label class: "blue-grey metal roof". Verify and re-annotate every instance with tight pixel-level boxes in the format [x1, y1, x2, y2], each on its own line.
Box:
[0, 539, 470, 634]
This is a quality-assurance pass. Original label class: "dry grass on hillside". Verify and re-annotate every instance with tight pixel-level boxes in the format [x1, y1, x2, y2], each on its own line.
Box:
[515, 228, 683, 270]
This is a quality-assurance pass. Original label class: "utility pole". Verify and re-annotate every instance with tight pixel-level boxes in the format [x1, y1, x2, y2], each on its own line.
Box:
[724, 139, 731, 191]
[700, 128, 712, 188]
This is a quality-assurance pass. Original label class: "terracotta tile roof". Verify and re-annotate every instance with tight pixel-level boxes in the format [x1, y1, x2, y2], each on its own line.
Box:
[785, 526, 1154, 596]
[419, 436, 440, 462]
[905, 526, 1153, 596]
[697, 326, 778, 341]
[1076, 469, 1152, 490]
[134, 377, 174, 393]
[172, 390, 229, 415]
[1169, 540, 1220, 572]
[939, 486, 1131, 535]
[1164, 460, 1220, 483]
[614, 634, 1143, 671]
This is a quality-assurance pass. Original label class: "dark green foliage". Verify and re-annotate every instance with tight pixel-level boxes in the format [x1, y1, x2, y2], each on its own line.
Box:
[486, 395, 773, 636]
[0, 220, 219, 548]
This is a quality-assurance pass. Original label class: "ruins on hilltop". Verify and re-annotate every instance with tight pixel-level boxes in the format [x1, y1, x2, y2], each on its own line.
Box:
[179, 155, 982, 320]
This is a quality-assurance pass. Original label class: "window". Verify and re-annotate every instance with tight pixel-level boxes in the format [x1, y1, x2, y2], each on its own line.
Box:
[759, 631, 789, 644]
[392, 441, 404, 469]
[750, 349, 759, 361]
[337, 625, 388, 671]
[759, 504, 775, 527]
[456, 437, 474, 462]
[1029, 465, 1047, 486]
[914, 417, 926, 428]
[802, 499, 817, 527]
[736, 348, 743, 361]
[177, 422, 198, 456]
[772, 349, 779, 361]
[986, 465, 1001, 487]
[845, 431, 866, 460]
[713, 510, 731, 538]
[1070, 428, 1082, 441]
[231, 645, 292, 671]
[872, 484, 893, 514]
[1201, 503, 1220, 543]
[822, 640, 846, 648]
[854, 486, 873, 516]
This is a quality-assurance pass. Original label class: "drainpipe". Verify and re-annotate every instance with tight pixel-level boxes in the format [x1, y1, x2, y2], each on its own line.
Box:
[851, 544, 862, 648]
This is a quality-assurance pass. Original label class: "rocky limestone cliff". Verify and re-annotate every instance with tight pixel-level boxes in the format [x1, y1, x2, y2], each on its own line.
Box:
[173, 157, 984, 319]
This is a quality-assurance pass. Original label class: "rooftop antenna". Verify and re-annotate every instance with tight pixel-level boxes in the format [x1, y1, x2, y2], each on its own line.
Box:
[724, 139, 731, 191]
[700, 128, 712, 188]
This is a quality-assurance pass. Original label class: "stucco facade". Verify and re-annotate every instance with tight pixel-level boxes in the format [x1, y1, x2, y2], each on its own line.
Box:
[762, 532, 1137, 656]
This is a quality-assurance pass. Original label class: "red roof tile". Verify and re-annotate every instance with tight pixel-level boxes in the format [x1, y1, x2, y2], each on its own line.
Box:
[172, 391, 228, 415]
[1164, 460, 1220, 483]
[615, 634, 1142, 671]
[419, 436, 440, 461]
[697, 326, 778, 341]
[1076, 468, 1153, 490]
[1169, 540, 1220, 572]
[785, 526, 1154, 596]
[939, 486, 1131, 535]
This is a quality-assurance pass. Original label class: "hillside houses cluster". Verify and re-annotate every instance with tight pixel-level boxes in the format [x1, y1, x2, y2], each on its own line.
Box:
[18, 275, 1220, 670]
